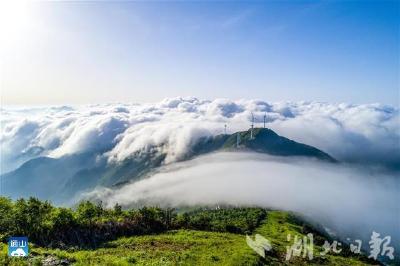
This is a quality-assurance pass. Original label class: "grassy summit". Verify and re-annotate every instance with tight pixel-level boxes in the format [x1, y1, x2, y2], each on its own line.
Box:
[192, 127, 336, 162]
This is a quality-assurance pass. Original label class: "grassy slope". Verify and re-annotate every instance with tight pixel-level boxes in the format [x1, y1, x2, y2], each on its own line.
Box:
[0, 211, 377, 266]
[254, 211, 376, 266]
[0, 231, 259, 266]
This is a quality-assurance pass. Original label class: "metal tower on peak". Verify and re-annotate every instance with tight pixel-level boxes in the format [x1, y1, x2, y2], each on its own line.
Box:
[263, 112, 267, 128]
[224, 124, 227, 135]
[250, 112, 254, 139]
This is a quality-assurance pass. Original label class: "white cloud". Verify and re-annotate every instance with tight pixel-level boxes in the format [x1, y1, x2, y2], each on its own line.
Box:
[1, 98, 399, 173]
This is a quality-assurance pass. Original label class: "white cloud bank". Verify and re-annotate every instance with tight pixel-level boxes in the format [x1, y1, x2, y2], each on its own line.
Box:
[84, 152, 400, 246]
[1, 97, 399, 173]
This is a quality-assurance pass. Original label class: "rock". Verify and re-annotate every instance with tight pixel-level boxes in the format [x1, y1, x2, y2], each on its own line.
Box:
[42, 256, 71, 266]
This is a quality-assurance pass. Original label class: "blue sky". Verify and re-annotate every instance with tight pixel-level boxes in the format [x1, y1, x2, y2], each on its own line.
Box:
[1, 0, 399, 105]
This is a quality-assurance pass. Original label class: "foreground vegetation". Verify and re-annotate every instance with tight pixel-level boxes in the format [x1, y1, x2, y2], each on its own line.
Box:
[0, 197, 265, 247]
[0, 197, 381, 265]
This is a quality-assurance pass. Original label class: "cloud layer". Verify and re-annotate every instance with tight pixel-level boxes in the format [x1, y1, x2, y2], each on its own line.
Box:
[1, 97, 399, 173]
[84, 152, 400, 248]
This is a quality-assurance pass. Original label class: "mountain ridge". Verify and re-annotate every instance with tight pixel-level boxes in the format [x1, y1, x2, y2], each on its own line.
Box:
[1, 128, 336, 203]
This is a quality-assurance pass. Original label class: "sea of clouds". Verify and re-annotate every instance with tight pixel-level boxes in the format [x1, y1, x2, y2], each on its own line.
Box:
[1, 97, 399, 253]
[1, 97, 399, 173]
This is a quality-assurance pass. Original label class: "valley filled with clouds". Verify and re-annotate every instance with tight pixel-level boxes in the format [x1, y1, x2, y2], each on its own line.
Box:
[84, 152, 399, 247]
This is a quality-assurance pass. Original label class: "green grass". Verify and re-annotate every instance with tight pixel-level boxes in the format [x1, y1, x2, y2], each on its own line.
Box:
[1, 230, 259, 265]
[0, 211, 379, 265]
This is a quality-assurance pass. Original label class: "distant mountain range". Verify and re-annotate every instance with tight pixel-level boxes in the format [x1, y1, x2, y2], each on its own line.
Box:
[1, 128, 336, 204]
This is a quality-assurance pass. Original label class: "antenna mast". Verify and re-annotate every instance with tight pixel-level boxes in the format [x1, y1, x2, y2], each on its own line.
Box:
[250, 112, 254, 139]
[224, 124, 227, 135]
[263, 112, 266, 128]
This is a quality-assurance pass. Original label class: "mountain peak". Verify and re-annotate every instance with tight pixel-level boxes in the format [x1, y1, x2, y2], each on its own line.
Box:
[193, 127, 336, 162]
